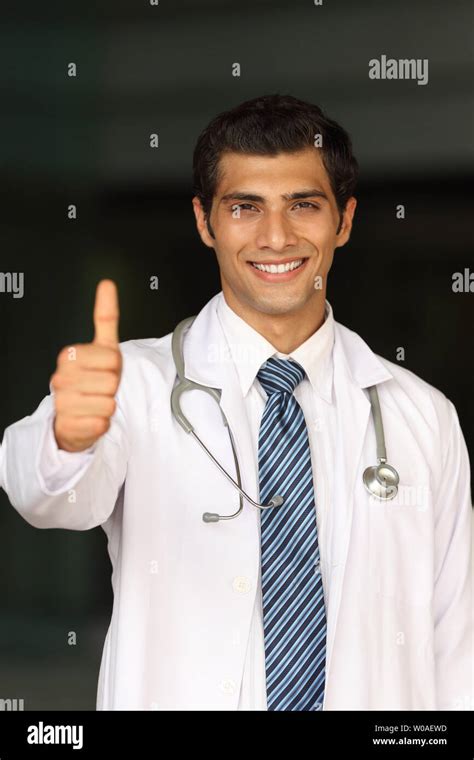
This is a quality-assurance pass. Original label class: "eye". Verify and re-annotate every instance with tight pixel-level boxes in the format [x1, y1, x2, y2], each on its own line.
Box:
[293, 201, 321, 210]
[230, 203, 257, 213]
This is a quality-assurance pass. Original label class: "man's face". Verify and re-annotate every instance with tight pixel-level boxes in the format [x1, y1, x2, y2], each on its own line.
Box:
[193, 147, 356, 318]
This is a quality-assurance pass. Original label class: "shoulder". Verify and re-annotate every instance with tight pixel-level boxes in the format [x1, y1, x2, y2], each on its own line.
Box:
[335, 321, 457, 435]
[119, 334, 172, 360]
[117, 333, 175, 388]
[378, 353, 457, 436]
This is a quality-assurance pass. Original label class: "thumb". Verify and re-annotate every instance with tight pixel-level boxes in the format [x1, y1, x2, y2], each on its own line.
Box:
[93, 279, 120, 347]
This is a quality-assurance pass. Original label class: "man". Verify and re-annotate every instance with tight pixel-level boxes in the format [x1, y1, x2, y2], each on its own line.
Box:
[1, 94, 472, 711]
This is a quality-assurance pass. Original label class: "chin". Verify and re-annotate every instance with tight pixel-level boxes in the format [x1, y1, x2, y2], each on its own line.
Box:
[248, 291, 312, 316]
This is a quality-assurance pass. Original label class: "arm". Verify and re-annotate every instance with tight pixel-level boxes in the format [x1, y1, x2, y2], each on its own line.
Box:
[1, 389, 129, 530]
[433, 398, 473, 710]
[0, 279, 129, 531]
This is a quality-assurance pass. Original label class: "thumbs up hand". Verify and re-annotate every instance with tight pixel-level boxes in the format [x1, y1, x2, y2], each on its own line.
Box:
[51, 280, 123, 452]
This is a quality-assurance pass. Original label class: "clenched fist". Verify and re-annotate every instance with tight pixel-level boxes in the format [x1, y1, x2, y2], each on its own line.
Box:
[51, 280, 122, 452]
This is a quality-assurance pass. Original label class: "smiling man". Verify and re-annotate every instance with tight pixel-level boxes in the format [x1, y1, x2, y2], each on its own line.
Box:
[192, 146, 356, 352]
[1, 94, 472, 712]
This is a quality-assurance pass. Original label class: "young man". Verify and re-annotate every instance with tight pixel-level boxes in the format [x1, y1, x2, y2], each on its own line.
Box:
[1, 94, 472, 711]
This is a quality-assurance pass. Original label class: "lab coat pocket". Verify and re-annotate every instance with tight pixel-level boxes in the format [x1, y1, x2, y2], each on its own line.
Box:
[366, 481, 435, 608]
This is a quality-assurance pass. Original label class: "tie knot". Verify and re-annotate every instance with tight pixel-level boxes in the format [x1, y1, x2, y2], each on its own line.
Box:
[257, 357, 306, 396]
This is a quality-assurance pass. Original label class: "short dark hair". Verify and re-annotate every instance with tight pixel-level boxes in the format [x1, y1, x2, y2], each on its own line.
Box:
[192, 93, 359, 237]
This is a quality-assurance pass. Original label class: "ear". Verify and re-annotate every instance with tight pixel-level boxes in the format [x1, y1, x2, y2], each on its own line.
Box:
[335, 197, 357, 249]
[192, 196, 215, 249]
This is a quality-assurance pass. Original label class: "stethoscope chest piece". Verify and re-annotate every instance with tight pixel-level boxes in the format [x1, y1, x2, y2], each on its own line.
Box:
[363, 461, 399, 500]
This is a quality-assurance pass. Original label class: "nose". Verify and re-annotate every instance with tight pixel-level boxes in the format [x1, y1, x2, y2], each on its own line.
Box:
[255, 209, 299, 252]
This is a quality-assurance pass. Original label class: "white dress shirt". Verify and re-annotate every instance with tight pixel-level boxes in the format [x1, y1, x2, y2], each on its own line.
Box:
[215, 294, 336, 710]
[38, 292, 337, 711]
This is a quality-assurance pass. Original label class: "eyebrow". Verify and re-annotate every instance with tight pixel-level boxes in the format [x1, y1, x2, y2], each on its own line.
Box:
[219, 188, 329, 204]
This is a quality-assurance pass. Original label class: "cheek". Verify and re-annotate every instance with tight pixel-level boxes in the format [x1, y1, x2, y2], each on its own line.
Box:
[213, 243, 240, 275]
[214, 226, 248, 263]
[309, 223, 338, 253]
[306, 215, 335, 237]
[224, 221, 252, 246]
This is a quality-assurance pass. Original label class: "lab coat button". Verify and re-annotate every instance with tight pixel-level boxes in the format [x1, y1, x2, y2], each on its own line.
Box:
[232, 576, 251, 594]
[220, 678, 236, 695]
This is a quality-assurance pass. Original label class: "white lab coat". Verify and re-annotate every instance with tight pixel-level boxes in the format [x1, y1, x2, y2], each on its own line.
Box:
[1, 292, 472, 710]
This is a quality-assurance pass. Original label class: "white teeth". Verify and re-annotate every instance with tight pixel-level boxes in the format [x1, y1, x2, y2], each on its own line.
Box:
[251, 259, 304, 273]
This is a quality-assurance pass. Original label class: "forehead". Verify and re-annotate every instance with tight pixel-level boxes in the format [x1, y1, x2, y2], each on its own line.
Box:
[216, 148, 332, 197]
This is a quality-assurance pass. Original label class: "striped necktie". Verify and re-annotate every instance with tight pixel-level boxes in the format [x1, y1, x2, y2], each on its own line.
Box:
[257, 357, 327, 711]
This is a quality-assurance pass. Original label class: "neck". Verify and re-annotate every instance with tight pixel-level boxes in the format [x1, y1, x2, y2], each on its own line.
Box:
[221, 289, 326, 354]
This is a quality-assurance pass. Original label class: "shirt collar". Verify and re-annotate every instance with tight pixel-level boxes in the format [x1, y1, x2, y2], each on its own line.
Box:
[215, 291, 335, 403]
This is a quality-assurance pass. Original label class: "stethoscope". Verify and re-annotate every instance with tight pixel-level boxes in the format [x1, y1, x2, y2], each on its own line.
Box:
[170, 316, 400, 523]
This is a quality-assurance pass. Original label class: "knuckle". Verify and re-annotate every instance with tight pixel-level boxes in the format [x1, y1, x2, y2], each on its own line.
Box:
[57, 418, 71, 437]
[58, 345, 78, 365]
[110, 349, 122, 372]
[54, 417, 63, 436]
[57, 347, 68, 365]
[54, 394, 67, 413]
[55, 392, 78, 414]
[105, 397, 116, 416]
[52, 371, 72, 391]
[106, 374, 118, 394]
[96, 417, 110, 435]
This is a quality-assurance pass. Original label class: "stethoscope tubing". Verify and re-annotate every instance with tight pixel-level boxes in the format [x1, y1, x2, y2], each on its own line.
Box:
[170, 315, 400, 522]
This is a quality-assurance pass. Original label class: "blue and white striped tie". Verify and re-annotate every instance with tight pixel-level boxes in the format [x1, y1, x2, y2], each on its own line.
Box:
[257, 357, 327, 711]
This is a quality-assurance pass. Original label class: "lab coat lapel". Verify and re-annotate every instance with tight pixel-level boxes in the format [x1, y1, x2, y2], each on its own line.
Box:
[182, 296, 257, 484]
[180, 294, 261, 578]
[324, 322, 393, 691]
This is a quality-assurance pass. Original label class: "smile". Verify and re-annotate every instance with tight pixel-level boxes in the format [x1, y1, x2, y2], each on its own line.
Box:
[247, 257, 308, 280]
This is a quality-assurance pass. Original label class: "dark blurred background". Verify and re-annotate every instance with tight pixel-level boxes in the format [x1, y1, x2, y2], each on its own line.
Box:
[0, 0, 472, 709]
